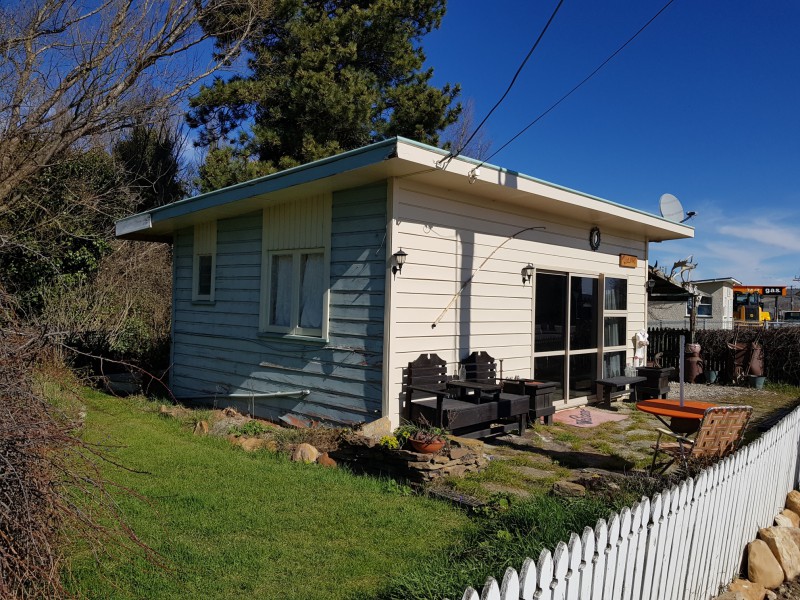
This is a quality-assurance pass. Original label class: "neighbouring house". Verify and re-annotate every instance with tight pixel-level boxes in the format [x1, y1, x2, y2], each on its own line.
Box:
[116, 137, 693, 427]
[647, 271, 740, 330]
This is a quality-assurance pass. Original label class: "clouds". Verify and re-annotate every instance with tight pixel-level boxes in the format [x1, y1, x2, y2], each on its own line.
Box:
[649, 204, 800, 285]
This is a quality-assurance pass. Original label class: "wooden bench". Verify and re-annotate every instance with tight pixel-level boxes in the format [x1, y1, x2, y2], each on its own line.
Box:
[460, 351, 528, 434]
[403, 354, 522, 439]
[593, 375, 647, 408]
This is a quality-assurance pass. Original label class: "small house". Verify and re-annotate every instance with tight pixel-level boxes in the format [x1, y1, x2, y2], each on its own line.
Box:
[116, 138, 693, 427]
[647, 272, 740, 330]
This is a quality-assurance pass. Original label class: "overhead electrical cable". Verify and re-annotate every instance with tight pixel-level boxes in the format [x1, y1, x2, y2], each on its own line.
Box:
[437, 0, 565, 168]
[470, 0, 678, 173]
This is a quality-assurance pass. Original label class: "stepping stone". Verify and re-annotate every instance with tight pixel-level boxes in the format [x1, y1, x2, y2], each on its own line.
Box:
[515, 466, 557, 480]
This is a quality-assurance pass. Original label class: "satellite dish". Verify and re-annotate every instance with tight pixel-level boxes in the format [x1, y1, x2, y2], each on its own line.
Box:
[659, 193, 684, 222]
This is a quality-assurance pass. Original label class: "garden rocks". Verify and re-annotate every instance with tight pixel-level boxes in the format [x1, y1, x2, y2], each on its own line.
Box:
[317, 452, 337, 468]
[774, 514, 794, 528]
[758, 527, 800, 581]
[228, 436, 277, 453]
[331, 435, 487, 484]
[551, 480, 586, 498]
[728, 578, 767, 600]
[748, 539, 784, 589]
[194, 420, 209, 435]
[210, 413, 250, 436]
[292, 443, 320, 463]
[782, 509, 800, 528]
[785, 491, 800, 516]
[159, 404, 190, 419]
[358, 416, 392, 441]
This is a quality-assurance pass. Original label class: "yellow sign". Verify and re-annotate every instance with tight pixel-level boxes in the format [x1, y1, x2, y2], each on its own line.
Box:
[619, 254, 638, 268]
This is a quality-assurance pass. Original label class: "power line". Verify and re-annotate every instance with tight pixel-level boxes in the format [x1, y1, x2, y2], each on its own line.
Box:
[470, 0, 678, 174]
[439, 0, 565, 167]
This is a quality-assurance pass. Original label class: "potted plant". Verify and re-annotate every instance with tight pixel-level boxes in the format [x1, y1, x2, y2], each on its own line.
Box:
[394, 422, 448, 454]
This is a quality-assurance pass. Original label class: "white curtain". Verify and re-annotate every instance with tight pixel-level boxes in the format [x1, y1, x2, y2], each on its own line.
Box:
[605, 352, 623, 377]
[299, 253, 323, 329]
[271, 254, 293, 327]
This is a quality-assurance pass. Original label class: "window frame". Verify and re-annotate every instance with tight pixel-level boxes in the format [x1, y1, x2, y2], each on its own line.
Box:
[260, 247, 329, 340]
[687, 295, 713, 318]
[602, 276, 629, 377]
[192, 221, 217, 303]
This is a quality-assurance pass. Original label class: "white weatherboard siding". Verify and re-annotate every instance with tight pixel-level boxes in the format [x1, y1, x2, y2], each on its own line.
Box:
[385, 180, 648, 424]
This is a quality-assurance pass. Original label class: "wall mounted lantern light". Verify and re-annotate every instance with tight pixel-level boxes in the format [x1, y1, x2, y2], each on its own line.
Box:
[392, 248, 408, 278]
[646, 279, 656, 292]
[521, 263, 534, 285]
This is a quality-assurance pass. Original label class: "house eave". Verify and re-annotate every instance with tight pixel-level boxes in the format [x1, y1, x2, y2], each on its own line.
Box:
[116, 137, 695, 243]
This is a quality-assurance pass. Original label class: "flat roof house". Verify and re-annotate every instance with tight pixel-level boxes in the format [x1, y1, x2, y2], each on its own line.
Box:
[116, 137, 693, 427]
[647, 274, 740, 330]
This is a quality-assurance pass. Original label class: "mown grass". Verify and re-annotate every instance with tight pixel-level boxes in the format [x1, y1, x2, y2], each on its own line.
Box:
[62, 388, 471, 600]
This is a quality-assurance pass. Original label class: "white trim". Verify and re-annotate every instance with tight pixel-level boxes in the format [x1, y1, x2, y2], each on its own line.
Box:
[192, 221, 216, 302]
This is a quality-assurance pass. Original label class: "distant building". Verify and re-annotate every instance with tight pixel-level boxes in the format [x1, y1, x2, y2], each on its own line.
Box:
[647, 273, 740, 330]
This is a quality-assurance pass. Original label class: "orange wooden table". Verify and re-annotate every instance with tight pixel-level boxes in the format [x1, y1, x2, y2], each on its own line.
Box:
[636, 398, 718, 434]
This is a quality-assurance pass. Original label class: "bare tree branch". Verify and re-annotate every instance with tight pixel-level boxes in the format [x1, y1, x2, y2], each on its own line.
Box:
[0, 0, 260, 205]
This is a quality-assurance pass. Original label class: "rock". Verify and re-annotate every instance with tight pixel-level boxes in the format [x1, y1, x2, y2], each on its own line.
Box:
[715, 592, 744, 600]
[774, 514, 793, 527]
[359, 416, 392, 441]
[317, 452, 337, 468]
[782, 509, 800, 528]
[291, 443, 320, 463]
[786, 490, 800, 516]
[758, 527, 800, 581]
[729, 578, 766, 600]
[223, 406, 239, 417]
[764, 590, 777, 600]
[239, 437, 277, 452]
[448, 447, 474, 460]
[447, 436, 485, 453]
[194, 420, 209, 435]
[552, 480, 586, 498]
[748, 539, 784, 589]
[159, 404, 189, 419]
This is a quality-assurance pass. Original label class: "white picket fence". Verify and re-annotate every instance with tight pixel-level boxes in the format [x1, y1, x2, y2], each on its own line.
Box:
[454, 406, 800, 600]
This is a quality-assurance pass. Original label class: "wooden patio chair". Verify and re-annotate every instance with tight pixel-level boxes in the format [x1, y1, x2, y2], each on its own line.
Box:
[403, 354, 495, 436]
[460, 351, 528, 433]
[650, 405, 752, 475]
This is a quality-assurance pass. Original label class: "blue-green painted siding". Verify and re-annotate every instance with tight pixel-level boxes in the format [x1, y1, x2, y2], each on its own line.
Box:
[171, 184, 387, 425]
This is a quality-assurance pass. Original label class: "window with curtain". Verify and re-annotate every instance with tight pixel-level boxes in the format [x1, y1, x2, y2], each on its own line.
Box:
[260, 194, 330, 339]
[265, 249, 325, 337]
[603, 277, 628, 377]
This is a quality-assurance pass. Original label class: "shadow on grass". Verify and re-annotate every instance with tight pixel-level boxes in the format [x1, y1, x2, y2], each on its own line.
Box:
[488, 436, 635, 471]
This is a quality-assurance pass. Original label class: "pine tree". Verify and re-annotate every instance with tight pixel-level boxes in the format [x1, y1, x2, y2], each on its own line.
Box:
[188, 0, 460, 191]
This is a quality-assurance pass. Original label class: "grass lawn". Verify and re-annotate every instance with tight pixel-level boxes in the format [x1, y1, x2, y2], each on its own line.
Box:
[63, 388, 471, 600]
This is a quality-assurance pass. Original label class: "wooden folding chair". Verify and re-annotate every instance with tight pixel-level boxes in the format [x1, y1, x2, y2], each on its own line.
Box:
[650, 405, 752, 475]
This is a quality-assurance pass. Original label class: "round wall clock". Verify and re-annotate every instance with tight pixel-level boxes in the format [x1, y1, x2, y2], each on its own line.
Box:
[589, 227, 601, 251]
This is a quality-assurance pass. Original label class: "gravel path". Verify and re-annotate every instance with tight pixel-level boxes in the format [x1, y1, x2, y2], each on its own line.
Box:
[665, 381, 781, 401]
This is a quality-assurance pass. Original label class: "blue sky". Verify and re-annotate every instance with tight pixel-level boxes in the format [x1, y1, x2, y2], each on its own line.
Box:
[421, 0, 800, 286]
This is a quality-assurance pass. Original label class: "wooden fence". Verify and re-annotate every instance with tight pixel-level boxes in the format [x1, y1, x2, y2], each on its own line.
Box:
[454, 405, 800, 600]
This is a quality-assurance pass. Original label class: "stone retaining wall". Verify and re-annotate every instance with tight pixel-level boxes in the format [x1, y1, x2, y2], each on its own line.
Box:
[331, 435, 488, 484]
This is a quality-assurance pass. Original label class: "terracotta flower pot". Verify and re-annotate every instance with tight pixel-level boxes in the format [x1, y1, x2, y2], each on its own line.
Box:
[409, 438, 445, 454]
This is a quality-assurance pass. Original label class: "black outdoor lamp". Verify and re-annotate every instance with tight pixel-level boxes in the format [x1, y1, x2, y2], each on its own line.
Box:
[392, 248, 408, 278]
[646, 279, 656, 292]
[521, 263, 534, 285]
